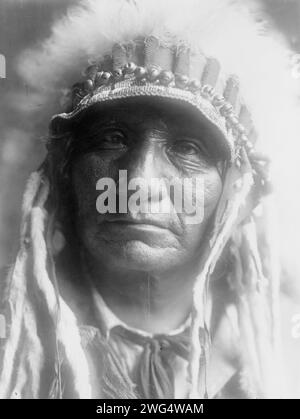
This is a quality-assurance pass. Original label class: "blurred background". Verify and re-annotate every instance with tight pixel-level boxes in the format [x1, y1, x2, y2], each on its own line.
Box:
[0, 0, 300, 269]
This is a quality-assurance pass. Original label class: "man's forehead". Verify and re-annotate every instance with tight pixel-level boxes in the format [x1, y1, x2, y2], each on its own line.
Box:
[76, 99, 210, 134]
[68, 98, 229, 159]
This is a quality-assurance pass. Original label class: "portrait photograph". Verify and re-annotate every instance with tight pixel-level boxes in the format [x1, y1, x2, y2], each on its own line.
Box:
[0, 0, 300, 407]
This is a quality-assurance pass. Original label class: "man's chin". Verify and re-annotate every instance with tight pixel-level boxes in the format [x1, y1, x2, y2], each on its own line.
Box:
[92, 239, 181, 273]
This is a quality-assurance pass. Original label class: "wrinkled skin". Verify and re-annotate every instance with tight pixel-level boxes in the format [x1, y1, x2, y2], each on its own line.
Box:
[70, 100, 224, 275]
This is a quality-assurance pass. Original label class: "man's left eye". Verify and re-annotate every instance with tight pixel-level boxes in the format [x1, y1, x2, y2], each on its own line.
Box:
[170, 140, 203, 156]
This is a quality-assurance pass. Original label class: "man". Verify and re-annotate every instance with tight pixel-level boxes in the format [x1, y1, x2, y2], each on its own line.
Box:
[0, 0, 297, 398]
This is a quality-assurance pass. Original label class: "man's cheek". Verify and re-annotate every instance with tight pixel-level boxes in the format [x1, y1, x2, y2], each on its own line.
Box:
[72, 158, 107, 214]
[202, 173, 222, 212]
[178, 173, 221, 225]
[72, 175, 99, 217]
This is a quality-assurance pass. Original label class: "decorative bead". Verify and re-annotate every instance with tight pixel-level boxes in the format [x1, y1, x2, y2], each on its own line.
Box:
[220, 102, 233, 116]
[236, 123, 246, 135]
[175, 74, 189, 89]
[201, 84, 215, 97]
[227, 113, 239, 126]
[83, 64, 98, 80]
[134, 66, 147, 80]
[84, 79, 94, 92]
[113, 68, 123, 81]
[124, 62, 137, 75]
[159, 70, 174, 86]
[211, 94, 225, 107]
[95, 71, 104, 85]
[188, 79, 201, 92]
[147, 66, 161, 82]
[72, 82, 85, 100]
[101, 72, 112, 83]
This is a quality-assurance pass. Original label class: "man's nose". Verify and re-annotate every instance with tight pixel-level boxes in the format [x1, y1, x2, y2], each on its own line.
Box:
[129, 142, 159, 180]
[117, 141, 167, 204]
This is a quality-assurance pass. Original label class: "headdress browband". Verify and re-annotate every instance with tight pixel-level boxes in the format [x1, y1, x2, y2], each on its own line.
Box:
[51, 37, 258, 162]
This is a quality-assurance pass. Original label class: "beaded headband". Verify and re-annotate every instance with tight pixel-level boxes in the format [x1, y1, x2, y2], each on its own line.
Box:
[50, 37, 257, 162]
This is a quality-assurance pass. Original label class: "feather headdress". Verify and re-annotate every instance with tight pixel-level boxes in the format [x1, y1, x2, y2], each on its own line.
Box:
[15, 1, 300, 269]
[1, 0, 299, 399]
[16, 0, 298, 152]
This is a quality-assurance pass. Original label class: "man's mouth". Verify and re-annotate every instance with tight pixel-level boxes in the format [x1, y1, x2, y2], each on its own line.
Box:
[102, 215, 180, 235]
[106, 216, 168, 229]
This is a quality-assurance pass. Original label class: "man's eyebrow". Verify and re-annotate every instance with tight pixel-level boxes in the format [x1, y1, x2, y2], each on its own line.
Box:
[90, 117, 119, 126]
[84, 117, 126, 132]
[171, 124, 208, 140]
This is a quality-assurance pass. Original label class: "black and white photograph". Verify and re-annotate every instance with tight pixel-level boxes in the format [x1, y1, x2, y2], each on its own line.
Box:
[0, 0, 300, 406]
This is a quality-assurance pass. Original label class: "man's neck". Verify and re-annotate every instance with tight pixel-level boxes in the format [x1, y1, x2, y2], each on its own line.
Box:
[85, 257, 199, 334]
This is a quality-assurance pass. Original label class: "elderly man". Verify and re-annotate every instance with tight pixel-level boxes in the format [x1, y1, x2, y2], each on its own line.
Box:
[0, 0, 297, 399]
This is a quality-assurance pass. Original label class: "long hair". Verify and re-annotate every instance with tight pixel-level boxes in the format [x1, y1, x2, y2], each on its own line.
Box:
[0, 0, 297, 398]
[0, 132, 285, 399]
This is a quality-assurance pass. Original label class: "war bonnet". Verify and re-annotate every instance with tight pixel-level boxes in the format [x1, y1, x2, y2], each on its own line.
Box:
[1, 0, 299, 399]
[17, 0, 298, 163]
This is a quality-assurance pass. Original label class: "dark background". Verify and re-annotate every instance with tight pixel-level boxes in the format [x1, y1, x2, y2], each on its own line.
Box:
[0, 0, 300, 267]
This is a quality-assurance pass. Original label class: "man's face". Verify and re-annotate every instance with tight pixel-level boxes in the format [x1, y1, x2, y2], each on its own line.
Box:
[70, 100, 224, 274]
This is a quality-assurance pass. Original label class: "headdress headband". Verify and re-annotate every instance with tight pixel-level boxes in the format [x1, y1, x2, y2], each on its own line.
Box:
[50, 37, 257, 163]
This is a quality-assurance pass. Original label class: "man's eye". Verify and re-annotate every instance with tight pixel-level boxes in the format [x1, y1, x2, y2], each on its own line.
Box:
[171, 140, 203, 156]
[101, 129, 127, 148]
